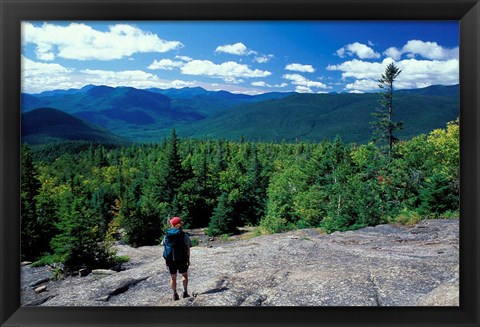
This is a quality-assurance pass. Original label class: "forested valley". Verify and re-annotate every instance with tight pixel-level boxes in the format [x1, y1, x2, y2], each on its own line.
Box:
[21, 119, 459, 272]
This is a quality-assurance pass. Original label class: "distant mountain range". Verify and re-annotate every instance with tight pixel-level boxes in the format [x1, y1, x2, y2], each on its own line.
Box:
[22, 84, 459, 145]
[22, 85, 294, 141]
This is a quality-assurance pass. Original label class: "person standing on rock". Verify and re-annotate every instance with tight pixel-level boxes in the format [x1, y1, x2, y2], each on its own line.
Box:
[162, 216, 192, 301]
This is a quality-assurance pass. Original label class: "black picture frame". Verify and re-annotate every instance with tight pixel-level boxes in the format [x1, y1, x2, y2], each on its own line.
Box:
[1, 0, 479, 326]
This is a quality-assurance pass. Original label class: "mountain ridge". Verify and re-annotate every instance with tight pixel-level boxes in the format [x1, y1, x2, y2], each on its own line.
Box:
[176, 87, 459, 143]
[21, 84, 459, 144]
[22, 107, 130, 146]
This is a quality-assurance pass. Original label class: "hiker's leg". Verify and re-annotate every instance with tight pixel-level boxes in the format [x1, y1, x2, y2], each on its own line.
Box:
[181, 272, 188, 290]
[181, 272, 190, 297]
[170, 274, 177, 293]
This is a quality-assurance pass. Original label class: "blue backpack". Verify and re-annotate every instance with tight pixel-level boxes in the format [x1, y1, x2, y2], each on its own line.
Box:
[163, 228, 187, 262]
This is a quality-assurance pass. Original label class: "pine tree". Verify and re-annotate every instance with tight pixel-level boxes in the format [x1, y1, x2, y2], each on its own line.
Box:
[90, 184, 116, 236]
[160, 128, 183, 204]
[243, 145, 266, 225]
[214, 141, 226, 173]
[21, 145, 42, 260]
[207, 192, 237, 236]
[371, 63, 403, 157]
[118, 178, 144, 246]
[188, 147, 215, 227]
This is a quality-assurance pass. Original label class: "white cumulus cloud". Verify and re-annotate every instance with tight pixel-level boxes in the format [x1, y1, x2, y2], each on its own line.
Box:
[21, 56, 197, 93]
[175, 55, 193, 62]
[328, 56, 458, 92]
[80, 69, 195, 90]
[22, 55, 72, 77]
[215, 42, 255, 56]
[345, 79, 379, 92]
[251, 81, 268, 87]
[254, 54, 274, 63]
[251, 81, 288, 88]
[383, 47, 403, 61]
[21, 55, 77, 93]
[283, 73, 329, 93]
[215, 42, 274, 64]
[327, 58, 395, 80]
[78, 70, 193, 89]
[22, 22, 183, 61]
[336, 42, 381, 59]
[295, 85, 314, 93]
[148, 59, 185, 70]
[383, 40, 459, 60]
[162, 80, 195, 89]
[285, 63, 315, 73]
[395, 58, 459, 86]
[181, 60, 271, 82]
[80, 69, 163, 87]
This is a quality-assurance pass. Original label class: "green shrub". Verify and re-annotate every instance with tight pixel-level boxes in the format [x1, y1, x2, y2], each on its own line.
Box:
[219, 234, 230, 242]
[437, 210, 459, 219]
[390, 208, 422, 226]
[112, 255, 130, 264]
[252, 227, 263, 237]
[207, 192, 237, 236]
[31, 253, 62, 268]
[190, 237, 200, 247]
[52, 267, 65, 281]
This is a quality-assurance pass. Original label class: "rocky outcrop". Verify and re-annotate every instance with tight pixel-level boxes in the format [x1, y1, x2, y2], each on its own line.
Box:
[21, 219, 459, 306]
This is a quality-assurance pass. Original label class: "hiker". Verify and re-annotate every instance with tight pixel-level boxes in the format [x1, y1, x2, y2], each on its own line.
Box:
[162, 216, 192, 301]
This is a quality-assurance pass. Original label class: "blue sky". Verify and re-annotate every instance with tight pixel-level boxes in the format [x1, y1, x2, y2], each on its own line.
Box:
[21, 21, 459, 94]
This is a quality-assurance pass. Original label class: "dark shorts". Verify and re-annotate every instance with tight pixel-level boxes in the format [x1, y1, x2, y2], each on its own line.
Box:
[165, 260, 189, 275]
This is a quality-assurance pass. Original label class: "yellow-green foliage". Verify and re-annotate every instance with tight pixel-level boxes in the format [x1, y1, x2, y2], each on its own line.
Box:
[219, 234, 230, 242]
[390, 208, 422, 226]
[427, 119, 459, 177]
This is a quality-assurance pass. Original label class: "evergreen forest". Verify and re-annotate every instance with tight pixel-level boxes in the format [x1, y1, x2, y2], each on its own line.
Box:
[21, 119, 459, 271]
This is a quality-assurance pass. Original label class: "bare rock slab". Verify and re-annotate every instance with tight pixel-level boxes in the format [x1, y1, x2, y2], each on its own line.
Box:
[21, 219, 459, 307]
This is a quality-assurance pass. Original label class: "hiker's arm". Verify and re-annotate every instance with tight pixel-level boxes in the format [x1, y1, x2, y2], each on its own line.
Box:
[185, 235, 191, 265]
